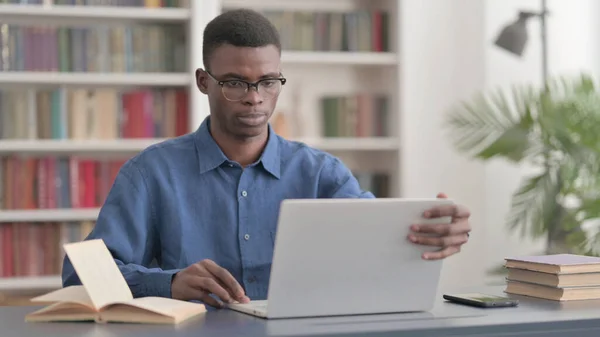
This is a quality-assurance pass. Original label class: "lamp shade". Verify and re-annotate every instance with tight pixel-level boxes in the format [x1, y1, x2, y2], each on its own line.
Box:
[494, 19, 529, 56]
[494, 12, 538, 56]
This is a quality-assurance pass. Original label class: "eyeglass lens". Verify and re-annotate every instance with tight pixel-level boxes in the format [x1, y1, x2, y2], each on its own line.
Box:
[221, 79, 282, 101]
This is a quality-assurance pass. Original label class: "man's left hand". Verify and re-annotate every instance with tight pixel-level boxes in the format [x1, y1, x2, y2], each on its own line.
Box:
[407, 192, 471, 260]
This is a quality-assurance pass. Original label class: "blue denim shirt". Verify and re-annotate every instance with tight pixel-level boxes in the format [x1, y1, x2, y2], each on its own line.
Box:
[61, 116, 374, 301]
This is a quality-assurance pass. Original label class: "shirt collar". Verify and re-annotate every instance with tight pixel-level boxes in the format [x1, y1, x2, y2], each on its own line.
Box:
[194, 116, 281, 179]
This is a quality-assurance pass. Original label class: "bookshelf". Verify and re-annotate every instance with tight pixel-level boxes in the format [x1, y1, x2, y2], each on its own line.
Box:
[0, 0, 402, 294]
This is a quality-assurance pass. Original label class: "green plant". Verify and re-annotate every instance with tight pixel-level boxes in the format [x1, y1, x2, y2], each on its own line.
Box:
[445, 74, 600, 258]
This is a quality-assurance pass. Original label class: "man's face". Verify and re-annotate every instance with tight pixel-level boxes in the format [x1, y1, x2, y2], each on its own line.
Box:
[196, 44, 283, 140]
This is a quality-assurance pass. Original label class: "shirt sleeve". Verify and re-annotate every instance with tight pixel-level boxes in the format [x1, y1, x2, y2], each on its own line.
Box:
[61, 160, 181, 298]
[318, 156, 376, 199]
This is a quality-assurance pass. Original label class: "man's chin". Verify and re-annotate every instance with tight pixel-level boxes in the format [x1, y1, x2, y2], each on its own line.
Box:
[231, 125, 269, 140]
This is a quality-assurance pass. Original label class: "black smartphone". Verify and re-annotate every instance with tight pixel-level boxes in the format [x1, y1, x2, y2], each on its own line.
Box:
[443, 293, 519, 308]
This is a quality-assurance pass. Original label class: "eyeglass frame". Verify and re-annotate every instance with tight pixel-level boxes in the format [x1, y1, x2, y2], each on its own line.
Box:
[205, 70, 287, 102]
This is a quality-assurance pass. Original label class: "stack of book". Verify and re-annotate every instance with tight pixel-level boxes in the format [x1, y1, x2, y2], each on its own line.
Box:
[504, 254, 600, 301]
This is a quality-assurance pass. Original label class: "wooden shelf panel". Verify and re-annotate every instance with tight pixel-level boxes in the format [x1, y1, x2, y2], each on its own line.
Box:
[0, 139, 169, 155]
[297, 137, 400, 151]
[223, 0, 364, 12]
[0, 72, 190, 88]
[282, 51, 397, 66]
[0, 209, 100, 223]
[0, 4, 190, 25]
[0, 276, 62, 292]
[0, 138, 400, 154]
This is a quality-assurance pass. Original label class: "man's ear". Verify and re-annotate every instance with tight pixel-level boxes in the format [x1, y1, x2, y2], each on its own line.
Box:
[196, 68, 209, 94]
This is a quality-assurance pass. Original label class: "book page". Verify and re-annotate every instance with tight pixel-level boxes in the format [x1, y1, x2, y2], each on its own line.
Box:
[30, 285, 95, 309]
[64, 239, 133, 310]
[118, 297, 206, 318]
[506, 254, 600, 266]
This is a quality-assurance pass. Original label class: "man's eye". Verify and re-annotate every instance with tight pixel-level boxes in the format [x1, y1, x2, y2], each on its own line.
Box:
[224, 81, 244, 88]
[260, 80, 277, 87]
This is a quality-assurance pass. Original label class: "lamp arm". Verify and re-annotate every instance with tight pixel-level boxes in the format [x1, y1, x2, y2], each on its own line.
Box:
[540, 0, 548, 86]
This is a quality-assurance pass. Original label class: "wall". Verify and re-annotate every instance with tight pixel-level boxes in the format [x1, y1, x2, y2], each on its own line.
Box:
[399, 0, 488, 290]
[483, 0, 600, 278]
[547, 0, 600, 78]
[403, 0, 600, 291]
[482, 0, 547, 283]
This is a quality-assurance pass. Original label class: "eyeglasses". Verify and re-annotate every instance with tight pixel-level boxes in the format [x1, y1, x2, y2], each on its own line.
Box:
[206, 71, 287, 102]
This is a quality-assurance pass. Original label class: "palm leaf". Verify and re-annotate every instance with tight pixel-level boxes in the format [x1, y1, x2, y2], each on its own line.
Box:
[506, 169, 561, 239]
[447, 73, 600, 254]
[445, 84, 539, 162]
[584, 228, 600, 256]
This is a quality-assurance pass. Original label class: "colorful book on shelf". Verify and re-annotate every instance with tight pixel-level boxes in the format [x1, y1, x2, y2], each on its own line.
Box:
[260, 10, 389, 52]
[0, 221, 95, 278]
[25, 239, 206, 325]
[320, 94, 389, 138]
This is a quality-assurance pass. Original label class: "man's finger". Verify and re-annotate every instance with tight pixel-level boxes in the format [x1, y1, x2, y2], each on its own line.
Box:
[174, 280, 215, 303]
[200, 294, 224, 308]
[412, 219, 471, 235]
[408, 233, 468, 247]
[181, 275, 231, 303]
[437, 192, 448, 199]
[195, 277, 234, 303]
[202, 260, 248, 302]
[423, 245, 460, 260]
[423, 204, 456, 218]
[424, 204, 470, 219]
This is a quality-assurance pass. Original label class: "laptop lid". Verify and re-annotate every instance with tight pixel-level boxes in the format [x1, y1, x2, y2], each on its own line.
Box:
[265, 198, 452, 319]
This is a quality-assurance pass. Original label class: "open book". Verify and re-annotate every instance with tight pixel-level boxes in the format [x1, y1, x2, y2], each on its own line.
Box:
[25, 239, 206, 324]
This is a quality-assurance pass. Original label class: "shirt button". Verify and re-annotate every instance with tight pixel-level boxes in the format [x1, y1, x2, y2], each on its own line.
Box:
[244, 234, 250, 240]
[229, 164, 234, 167]
[241, 190, 248, 197]
[247, 276, 256, 283]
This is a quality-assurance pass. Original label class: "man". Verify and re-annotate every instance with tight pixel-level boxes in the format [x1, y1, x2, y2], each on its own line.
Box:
[62, 9, 471, 309]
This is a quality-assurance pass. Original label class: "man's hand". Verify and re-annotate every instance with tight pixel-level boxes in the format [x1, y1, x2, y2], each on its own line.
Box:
[171, 259, 250, 308]
[407, 193, 471, 260]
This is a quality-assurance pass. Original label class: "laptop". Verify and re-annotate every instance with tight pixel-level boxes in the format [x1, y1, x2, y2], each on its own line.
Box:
[227, 198, 453, 319]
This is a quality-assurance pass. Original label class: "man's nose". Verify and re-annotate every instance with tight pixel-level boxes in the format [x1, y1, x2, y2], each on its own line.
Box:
[242, 87, 263, 105]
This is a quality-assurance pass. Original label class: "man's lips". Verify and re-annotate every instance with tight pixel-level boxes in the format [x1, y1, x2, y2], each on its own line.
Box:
[236, 113, 267, 126]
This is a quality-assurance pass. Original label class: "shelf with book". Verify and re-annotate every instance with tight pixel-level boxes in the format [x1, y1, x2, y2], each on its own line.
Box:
[0, 209, 100, 222]
[0, 220, 96, 292]
[0, 15, 189, 75]
[0, 0, 211, 294]
[0, 155, 127, 215]
[0, 4, 190, 25]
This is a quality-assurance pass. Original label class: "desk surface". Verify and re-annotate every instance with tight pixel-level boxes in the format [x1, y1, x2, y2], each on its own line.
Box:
[3, 286, 600, 337]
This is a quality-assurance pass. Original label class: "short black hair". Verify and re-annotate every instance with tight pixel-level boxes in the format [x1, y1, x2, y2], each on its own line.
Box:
[202, 9, 282, 71]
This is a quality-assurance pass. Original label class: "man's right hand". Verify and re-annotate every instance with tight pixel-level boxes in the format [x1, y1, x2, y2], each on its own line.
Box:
[171, 259, 250, 308]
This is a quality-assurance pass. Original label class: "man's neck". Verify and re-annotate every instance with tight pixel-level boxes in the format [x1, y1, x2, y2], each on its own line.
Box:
[210, 126, 269, 167]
